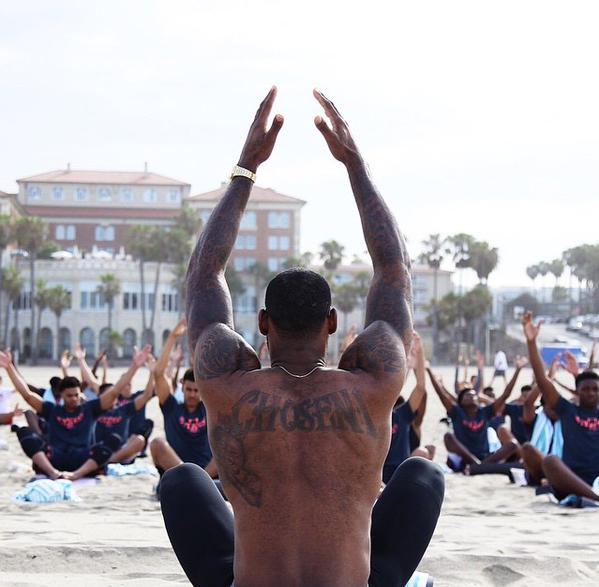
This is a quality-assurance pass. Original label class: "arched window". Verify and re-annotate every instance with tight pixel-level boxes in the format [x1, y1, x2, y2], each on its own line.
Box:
[162, 329, 171, 345]
[99, 328, 110, 354]
[142, 329, 155, 349]
[80, 327, 95, 357]
[38, 327, 53, 359]
[59, 328, 71, 355]
[122, 328, 137, 359]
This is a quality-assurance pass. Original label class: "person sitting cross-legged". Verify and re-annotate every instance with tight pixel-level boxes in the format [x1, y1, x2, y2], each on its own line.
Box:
[523, 312, 599, 501]
[5, 347, 151, 480]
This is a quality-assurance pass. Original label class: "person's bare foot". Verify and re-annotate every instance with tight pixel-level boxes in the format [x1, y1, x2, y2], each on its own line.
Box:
[425, 444, 436, 460]
[60, 471, 75, 481]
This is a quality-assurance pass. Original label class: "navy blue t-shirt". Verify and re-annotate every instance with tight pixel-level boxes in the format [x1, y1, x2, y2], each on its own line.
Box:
[555, 397, 599, 483]
[127, 391, 147, 434]
[385, 402, 416, 467]
[161, 395, 212, 467]
[505, 403, 533, 444]
[95, 401, 137, 445]
[449, 404, 495, 460]
[41, 399, 103, 451]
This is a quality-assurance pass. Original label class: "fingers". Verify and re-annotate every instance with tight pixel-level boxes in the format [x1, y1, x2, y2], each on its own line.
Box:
[314, 115, 336, 145]
[313, 88, 345, 126]
[255, 86, 277, 124]
[265, 113, 284, 144]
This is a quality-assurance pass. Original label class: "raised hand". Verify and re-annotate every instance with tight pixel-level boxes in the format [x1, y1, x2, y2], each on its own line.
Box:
[562, 351, 579, 377]
[60, 350, 72, 370]
[515, 355, 529, 369]
[522, 312, 542, 342]
[133, 344, 152, 368]
[0, 350, 12, 369]
[476, 350, 485, 369]
[172, 318, 187, 339]
[145, 354, 157, 373]
[238, 86, 284, 172]
[548, 353, 561, 379]
[74, 343, 85, 361]
[313, 89, 361, 167]
[12, 403, 23, 418]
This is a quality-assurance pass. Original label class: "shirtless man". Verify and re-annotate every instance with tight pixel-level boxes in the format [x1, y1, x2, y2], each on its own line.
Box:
[159, 87, 444, 587]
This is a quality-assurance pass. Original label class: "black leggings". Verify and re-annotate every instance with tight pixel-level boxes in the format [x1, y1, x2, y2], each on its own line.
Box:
[160, 457, 444, 587]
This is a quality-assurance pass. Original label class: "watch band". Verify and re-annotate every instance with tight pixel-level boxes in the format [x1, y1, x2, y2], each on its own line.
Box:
[230, 165, 256, 183]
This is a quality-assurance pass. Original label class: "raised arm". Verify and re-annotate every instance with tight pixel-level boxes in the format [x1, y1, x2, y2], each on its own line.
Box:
[407, 333, 427, 412]
[133, 355, 156, 411]
[154, 321, 187, 405]
[426, 366, 456, 413]
[59, 350, 72, 378]
[186, 88, 282, 378]
[0, 351, 43, 413]
[99, 346, 151, 411]
[74, 343, 100, 395]
[522, 312, 560, 408]
[493, 356, 527, 413]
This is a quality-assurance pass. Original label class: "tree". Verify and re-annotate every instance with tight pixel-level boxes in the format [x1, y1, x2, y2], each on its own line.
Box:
[48, 285, 71, 357]
[319, 240, 345, 274]
[506, 293, 539, 319]
[175, 206, 202, 237]
[0, 215, 13, 339]
[418, 233, 446, 362]
[537, 261, 550, 303]
[446, 233, 475, 293]
[2, 265, 23, 350]
[97, 273, 121, 333]
[126, 225, 155, 338]
[552, 286, 569, 304]
[333, 283, 358, 335]
[248, 262, 274, 312]
[548, 258, 564, 286]
[15, 217, 47, 364]
[468, 241, 499, 284]
[33, 279, 52, 355]
[525, 264, 539, 293]
[225, 266, 246, 321]
[171, 262, 188, 318]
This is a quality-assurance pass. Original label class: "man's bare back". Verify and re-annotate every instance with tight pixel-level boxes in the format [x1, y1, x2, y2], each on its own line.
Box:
[200, 366, 401, 586]
[159, 87, 443, 587]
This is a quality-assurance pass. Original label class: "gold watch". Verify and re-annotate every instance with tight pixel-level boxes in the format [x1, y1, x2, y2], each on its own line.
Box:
[230, 165, 256, 182]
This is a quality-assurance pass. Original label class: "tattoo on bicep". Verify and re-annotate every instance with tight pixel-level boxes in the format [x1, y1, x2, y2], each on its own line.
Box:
[195, 329, 240, 380]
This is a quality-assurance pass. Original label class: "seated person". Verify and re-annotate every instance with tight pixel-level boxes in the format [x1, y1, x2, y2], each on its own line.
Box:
[428, 364, 519, 472]
[383, 333, 433, 483]
[523, 312, 599, 501]
[150, 320, 216, 478]
[0, 404, 22, 425]
[95, 354, 155, 464]
[4, 346, 151, 480]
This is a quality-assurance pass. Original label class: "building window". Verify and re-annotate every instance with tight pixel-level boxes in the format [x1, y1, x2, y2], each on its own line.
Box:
[95, 225, 115, 241]
[123, 292, 139, 310]
[15, 291, 32, 310]
[26, 186, 41, 201]
[268, 212, 290, 229]
[120, 188, 133, 202]
[268, 257, 284, 272]
[235, 235, 257, 250]
[55, 225, 65, 240]
[98, 187, 112, 202]
[144, 188, 158, 203]
[168, 189, 181, 203]
[233, 257, 256, 271]
[240, 211, 257, 230]
[75, 187, 88, 201]
[268, 236, 290, 251]
[80, 291, 105, 310]
[66, 225, 76, 240]
[161, 293, 179, 312]
[233, 287, 257, 314]
[52, 186, 64, 200]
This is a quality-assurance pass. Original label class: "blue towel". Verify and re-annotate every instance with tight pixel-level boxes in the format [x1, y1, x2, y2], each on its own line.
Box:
[531, 409, 555, 455]
[13, 479, 80, 503]
[406, 571, 432, 587]
[106, 463, 158, 477]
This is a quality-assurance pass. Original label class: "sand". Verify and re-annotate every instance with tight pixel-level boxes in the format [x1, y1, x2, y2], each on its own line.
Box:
[0, 365, 598, 586]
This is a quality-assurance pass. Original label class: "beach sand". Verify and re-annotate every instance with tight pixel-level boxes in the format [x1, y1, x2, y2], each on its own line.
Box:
[1, 366, 598, 586]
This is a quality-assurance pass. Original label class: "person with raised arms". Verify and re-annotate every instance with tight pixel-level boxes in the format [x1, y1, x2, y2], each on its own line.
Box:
[5, 346, 150, 480]
[150, 319, 216, 480]
[159, 87, 444, 587]
[522, 312, 599, 501]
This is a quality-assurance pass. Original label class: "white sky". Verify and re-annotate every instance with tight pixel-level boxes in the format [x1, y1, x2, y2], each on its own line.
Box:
[1, 1, 598, 288]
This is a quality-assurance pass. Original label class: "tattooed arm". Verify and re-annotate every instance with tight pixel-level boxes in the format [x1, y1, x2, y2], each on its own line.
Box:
[314, 90, 412, 379]
[186, 87, 283, 380]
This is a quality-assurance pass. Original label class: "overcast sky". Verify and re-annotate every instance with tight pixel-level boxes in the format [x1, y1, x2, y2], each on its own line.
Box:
[1, 1, 597, 288]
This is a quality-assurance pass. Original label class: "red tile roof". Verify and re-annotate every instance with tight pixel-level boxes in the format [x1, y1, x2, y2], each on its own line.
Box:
[187, 184, 305, 205]
[17, 169, 190, 187]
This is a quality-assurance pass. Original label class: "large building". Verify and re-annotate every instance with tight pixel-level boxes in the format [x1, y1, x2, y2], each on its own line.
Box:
[16, 167, 190, 254]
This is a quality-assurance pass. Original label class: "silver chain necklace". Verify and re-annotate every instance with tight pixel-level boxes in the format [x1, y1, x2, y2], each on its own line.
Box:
[272, 360, 325, 378]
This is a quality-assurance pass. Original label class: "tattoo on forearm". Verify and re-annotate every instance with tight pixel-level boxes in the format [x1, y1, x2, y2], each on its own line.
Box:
[212, 388, 377, 507]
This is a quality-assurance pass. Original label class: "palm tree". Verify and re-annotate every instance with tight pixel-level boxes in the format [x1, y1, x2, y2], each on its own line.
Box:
[171, 262, 188, 318]
[15, 217, 47, 364]
[468, 241, 499, 284]
[526, 264, 539, 294]
[33, 279, 52, 356]
[48, 285, 71, 358]
[125, 225, 155, 337]
[0, 215, 14, 338]
[418, 234, 446, 362]
[248, 262, 274, 312]
[446, 233, 474, 294]
[334, 283, 358, 335]
[224, 266, 246, 323]
[175, 206, 202, 237]
[319, 240, 345, 275]
[97, 273, 121, 332]
[537, 261, 550, 304]
[2, 265, 23, 351]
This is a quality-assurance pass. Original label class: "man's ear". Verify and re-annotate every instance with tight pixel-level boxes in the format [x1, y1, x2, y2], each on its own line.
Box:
[258, 309, 269, 335]
[327, 308, 338, 335]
